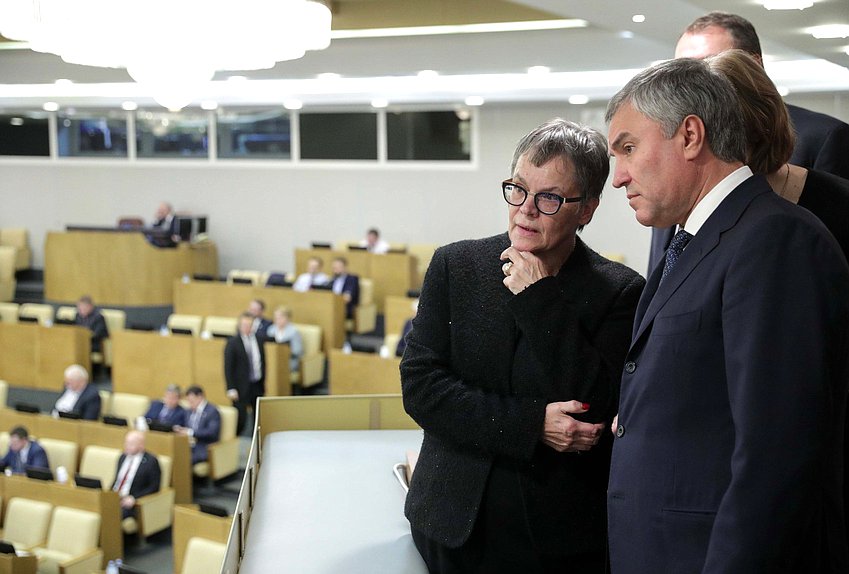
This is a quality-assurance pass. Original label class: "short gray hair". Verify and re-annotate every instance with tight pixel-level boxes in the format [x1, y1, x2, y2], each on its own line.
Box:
[64, 363, 89, 383]
[605, 58, 747, 164]
[510, 118, 610, 203]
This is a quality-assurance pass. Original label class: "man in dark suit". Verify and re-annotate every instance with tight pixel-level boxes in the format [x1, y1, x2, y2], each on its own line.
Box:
[606, 57, 849, 573]
[112, 430, 161, 522]
[1, 426, 49, 475]
[330, 257, 360, 320]
[647, 11, 849, 273]
[144, 384, 187, 427]
[74, 295, 109, 354]
[53, 364, 101, 420]
[149, 201, 181, 247]
[224, 312, 266, 436]
[175, 386, 221, 464]
[247, 299, 272, 338]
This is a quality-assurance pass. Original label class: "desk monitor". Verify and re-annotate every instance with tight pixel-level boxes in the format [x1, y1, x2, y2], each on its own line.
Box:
[25, 466, 54, 481]
[349, 342, 378, 354]
[14, 402, 40, 413]
[0, 541, 15, 555]
[231, 277, 253, 285]
[147, 420, 175, 433]
[312, 283, 333, 291]
[128, 323, 156, 332]
[74, 474, 103, 490]
[192, 274, 217, 281]
[265, 273, 292, 287]
[211, 332, 231, 340]
[103, 415, 128, 427]
[170, 327, 194, 336]
[311, 242, 332, 249]
[388, 247, 408, 254]
[348, 244, 368, 251]
[18, 315, 38, 323]
[54, 317, 76, 326]
[198, 503, 228, 517]
[406, 289, 421, 298]
[57, 410, 82, 420]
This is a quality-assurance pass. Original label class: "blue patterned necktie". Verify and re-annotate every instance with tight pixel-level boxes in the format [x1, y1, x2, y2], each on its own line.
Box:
[661, 229, 694, 282]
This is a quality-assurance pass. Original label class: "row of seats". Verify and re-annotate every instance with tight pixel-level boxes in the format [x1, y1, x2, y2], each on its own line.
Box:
[0, 229, 30, 302]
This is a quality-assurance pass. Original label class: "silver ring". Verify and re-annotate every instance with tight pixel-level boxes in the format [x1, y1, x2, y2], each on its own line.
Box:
[502, 261, 513, 276]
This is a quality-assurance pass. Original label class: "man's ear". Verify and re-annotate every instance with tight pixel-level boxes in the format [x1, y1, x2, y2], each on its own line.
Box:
[680, 114, 706, 160]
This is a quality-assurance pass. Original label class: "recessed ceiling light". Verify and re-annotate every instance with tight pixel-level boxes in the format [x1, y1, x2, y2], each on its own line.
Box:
[632, 15, 646, 23]
[54, 78, 72, 86]
[227, 75, 248, 82]
[808, 24, 849, 39]
[619, 31, 635, 39]
[417, 69, 439, 78]
[371, 98, 388, 108]
[121, 101, 138, 111]
[200, 100, 218, 110]
[777, 86, 790, 96]
[527, 66, 551, 75]
[568, 95, 589, 105]
[331, 19, 587, 39]
[42, 102, 59, 112]
[10, 117, 23, 126]
[465, 96, 484, 106]
[761, 0, 813, 9]
[317, 72, 341, 80]
[283, 99, 303, 110]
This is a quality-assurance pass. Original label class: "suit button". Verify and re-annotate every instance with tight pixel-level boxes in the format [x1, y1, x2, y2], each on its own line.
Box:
[616, 425, 625, 438]
[624, 361, 636, 374]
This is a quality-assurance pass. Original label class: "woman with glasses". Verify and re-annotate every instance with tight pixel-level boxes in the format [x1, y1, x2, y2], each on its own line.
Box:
[401, 118, 645, 573]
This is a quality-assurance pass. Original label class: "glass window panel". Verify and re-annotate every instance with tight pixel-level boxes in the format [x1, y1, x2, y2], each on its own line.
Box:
[387, 111, 471, 161]
[0, 112, 50, 156]
[217, 108, 291, 159]
[58, 110, 128, 157]
[300, 112, 377, 160]
[136, 110, 209, 158]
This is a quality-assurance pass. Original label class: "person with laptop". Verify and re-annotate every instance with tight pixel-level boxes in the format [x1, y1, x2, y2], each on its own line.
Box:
[174, 386, 221, 464]
[112, 430, 161, 527]
[52, 364, 101, 420]
[1, 426, 49, 475]
[144, 384, 187, 428]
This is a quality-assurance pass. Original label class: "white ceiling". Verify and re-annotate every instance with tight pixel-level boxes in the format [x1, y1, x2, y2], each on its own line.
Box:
[0, 0, 847, 109]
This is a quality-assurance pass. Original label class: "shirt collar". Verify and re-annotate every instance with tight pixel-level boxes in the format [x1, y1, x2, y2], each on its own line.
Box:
[682, 165, 753, 236]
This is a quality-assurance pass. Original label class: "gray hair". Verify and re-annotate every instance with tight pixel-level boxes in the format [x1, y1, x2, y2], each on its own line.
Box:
[510, 118, 610, 204]
[165, 384, 182, 395]
[63, 363, 89, 383]
[605, 58, 747, 165]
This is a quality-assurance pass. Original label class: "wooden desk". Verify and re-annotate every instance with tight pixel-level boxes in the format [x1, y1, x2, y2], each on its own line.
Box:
[295, 249, 418, 312]
[172, 280, 345, 351]
[0, 323, 90, 390]
[0, 474, 122, 565]
[328, 350, 401, 395]
[0, 553, 36, 574]
[173, 505, 232, 574]
[44, 231, 218, 306]
[384, 295, 417, 341]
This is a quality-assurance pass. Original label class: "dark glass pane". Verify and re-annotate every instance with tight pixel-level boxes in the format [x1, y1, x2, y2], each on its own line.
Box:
[58, 112, 128, 157]
[300, 113, 377, 160]
[136, 110, 208, 158]
[217, 108, 291, 159]
[0, 113, 50, 156]
[387, 111, 470, 161]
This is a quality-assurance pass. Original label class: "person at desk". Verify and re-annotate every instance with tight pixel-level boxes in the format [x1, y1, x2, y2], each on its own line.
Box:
[248, 299, 272, 338]
[74, 295, 109, 354]
[150, 201, 181, 247]
[112, 430, 161, 524]
[174, 386, 221, 464]
[225, 313, 265, 436]
[330, 257, 360, 320]
[1, 426, 49, 475]
[401, 118, 645, 572]
[53, 364, 101, 420]
[144, 384, 187, 427]
[266, 306, 304, 372]
[292, 257, 330, 292]
[359, 227, 390, 254]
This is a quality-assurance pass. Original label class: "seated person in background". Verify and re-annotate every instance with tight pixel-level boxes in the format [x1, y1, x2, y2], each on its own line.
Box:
[359, 227, 390, 254]
[248, 299, 272, 337]
[74, 295, 109, 354]
[112, 430, 161, 523]
[292, 257, 330, 292]
[1, 426, 49, 475]
[144, 384, 187, 427]
[330, 257, 360, 320]
[149, 201, 180, 246]
[266, 307, 304, 372]
[174, 386, 221, 464]
[53, 364, 101, 420]
[395, 299, 418, 357]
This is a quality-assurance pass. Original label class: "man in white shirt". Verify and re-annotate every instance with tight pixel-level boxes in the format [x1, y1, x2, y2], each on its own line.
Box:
[359, 227, 390, 254]
[292, 257, 330, 292]
[112, 430, 161, 527]
[53, 364, 101, 420]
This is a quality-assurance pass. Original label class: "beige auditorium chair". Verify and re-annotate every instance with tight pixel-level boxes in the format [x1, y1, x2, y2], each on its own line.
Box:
[384, 333, 401, 357]
[181, 537, 227, 574]
[202, 315, 238, 338]
[99, 308, 127, 367]
[0, 228, 32, 270]
[0, 302, 19, 322]
[0, 431, 8, 454]
[19, 303, 54, 326]
[0, 246, 15, 302]
[166, 314, 203, 337]
[226, 269, 262, 285]
[78, 445, 122, 490]
[99, 390, 113, 416]
[350, 278, 377, 334]
[193, 405, 239, 481]
[39, 438, 79, 478]
[0, 379, 7, 408]
[127, 454, 175, 539]
[0, 497, 53, 550]
[292, 323, 325, 388]
[33, 506, 102, 574]
[408, 243, 438, 282]
[108, 392, 151, 421]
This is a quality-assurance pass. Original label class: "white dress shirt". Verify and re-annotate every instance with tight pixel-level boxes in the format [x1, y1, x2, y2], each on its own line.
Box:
[114, 452, 142, 496]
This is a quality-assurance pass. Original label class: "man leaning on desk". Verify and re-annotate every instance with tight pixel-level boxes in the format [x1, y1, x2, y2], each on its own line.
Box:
[53, 364, 101, 420]
[1, 426, 49, 475]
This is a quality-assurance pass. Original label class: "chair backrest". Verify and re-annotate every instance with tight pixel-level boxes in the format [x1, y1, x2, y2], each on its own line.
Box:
[202, 315, 238, 338]
[99, 390, 113, 416]
[79, 445, 122, 490]
[359, 278, 374, 305]
[19, 303, 54, 325]
[38, 438, 79, 476]
[0, 228, 29, 249]
[0, 432, 7, 454]
[292, 323, 322, 357]
[0, 379, 7, 408]
[55, 306, 77, 322]
[110, 392, 151, 420]
[181, 536, 227, 574]
[166, 314, 203, 337]
[226, 269, 262, 285]
[4, 497, 53, 548]
[408, 243, 438, 279]
[218, 405, 238, 442]
[0, 302, 18, 323]
[117, 217, 144, 229]
[46, 506, 100, 555]
[158, 454, 172, 489]
[101, 308, 127, 332]
[0, 247, 15, 283]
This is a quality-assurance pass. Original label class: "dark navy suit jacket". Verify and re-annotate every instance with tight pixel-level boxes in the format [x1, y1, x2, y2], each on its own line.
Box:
[332, 274, 360, 319]
[56, 383, 101, 421]
[609, 175, 849, 573]
[112, 451, 162, 498]
[145, 401, 187, 427]
[1, 440, 49, 474]
[187, 403, 221, 464]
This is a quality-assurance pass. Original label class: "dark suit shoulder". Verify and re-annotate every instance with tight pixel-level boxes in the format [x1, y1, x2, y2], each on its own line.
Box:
[580, 241, 644, 286]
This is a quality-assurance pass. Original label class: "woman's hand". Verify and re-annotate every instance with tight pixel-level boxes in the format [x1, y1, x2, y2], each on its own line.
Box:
[542, 401, 604, 452]
[500, 245, 554, 295]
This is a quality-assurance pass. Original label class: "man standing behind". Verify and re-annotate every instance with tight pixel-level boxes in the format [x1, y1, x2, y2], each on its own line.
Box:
[174, 386, 221, 464]
[74, 295, 108, 354]
[144, 384, 187, 427]
[247, 299, 271, 338]
[330, 257, 360, 320]
[224, 313, 265, 435]
[1, 426, 49, 474]
[112, 430, 161, 525]
[606, 58, 849, 572]
[53, 364, 101, 420]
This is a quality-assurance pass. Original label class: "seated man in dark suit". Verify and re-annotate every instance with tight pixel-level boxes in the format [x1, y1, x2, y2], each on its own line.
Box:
[330, 257, 360, 320]
[144, 384, 187, 428]
[52, 364, 101, 420]
[148, 201, 181, 247]
[394, 299, 418, 357]
[174, 386, 221, 464]
[1, 426, 49, 475]
[111, 430, 161, 527]
[74, 295, 109, 354]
